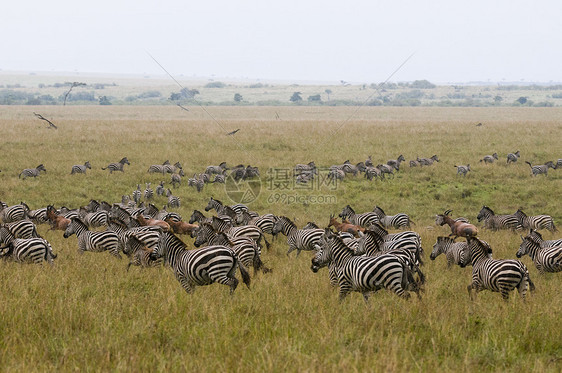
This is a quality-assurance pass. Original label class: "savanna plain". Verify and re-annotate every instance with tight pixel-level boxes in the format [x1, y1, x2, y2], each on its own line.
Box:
[0, 105, 561, 372]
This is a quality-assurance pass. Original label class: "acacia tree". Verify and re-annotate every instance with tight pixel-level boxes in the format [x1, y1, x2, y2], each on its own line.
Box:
[325, 89, 332, 101]
[290, 92, 302, 103]
[234, 93, 243, 102]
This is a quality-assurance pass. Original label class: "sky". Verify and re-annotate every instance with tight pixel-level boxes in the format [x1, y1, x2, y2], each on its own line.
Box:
[2, 0, 561, 84]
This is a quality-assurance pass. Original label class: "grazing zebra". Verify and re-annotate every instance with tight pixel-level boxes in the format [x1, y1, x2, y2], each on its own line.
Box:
[272, 216, 324, 257]
[164, 161, 183, 174]
[516, 236, 562, 273]
[525, 161, 555, 176]
[387, 155, 405, 171]
[461, 237, 535, 301]
[205, 197, 248, 215]
[132, 185, 142, 204]
[477, 206, 522, 231]
[171, 169, 185, 188]
[454, 164, 471, 176]
[70, 161, 92, 174]
[155, 181, 165, 196]
[430, 237, 468, 268]
[339, 205, 380, 228]
[0, 229, 55, 265]
[372, 206, 413, 229]
[210, 232, 270, 275]
[0, 203, 30, 223]
[480, 153, 498, 164]
[123, 234, 163, 271]
[507, 150, 520, 164]
[144, 183, 154, 201]
[101, 157, 130, 173]
[417, 155, 439, 166]
[311, 235, 419, 303]
[205, 162, 228, 175]
[19, 164, 46, 179]
[153, 231, 251, 294]
[514, 209, 557, 232]
[525, 230, 562, 249]
[63, 218, 121, 258]
[166, 189, 180, 208]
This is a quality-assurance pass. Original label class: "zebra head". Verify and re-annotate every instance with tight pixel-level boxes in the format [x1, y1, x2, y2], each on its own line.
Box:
[339, 205, 354, 219]
[430, 237, 450, 260]
[63, 218, 80, 238]
[205, 197, 219, 212]
[120, 157, 130, 165]
[194, 223, 215, 247]
[516, 236, 533, 258]
[477, 206, 493, 222]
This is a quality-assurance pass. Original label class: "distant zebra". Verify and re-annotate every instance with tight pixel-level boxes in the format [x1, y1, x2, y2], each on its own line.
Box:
[480, 153, 498, 164]
[327, 168, 345, 180]
[171, 169, 185, 188]
[205, 162, 228, 175]
[213, 174, 225, 184]
[132, 185, 142, 204]
[205, 197, 248, 215]
[272, 216, 324, 257]
[166, 189, 180, 208]
[0, 228, 55, 265]
[144, 183, 154, 201]
[147, 161, 168, 174]
[417, 155, 439, 166]
[63, 218, 121, 258]
[164, 161, 183, 174]
[364, 166, 384, 181]
[514, 209, 556, 232]
[430, 237, 467, 267]
[155, 181, 165, 196]
[101, 157, 130, 173]
[461, 237, 534, 301]
[376, 164, 395, 178]
[19, 164, 46, 179]
[153, 231, 251, 295]
[556, 159, 562, 169]
[477, 206, 522, 231]
[0, 202, 30, 223]
[311, 235, 419, 303]
[339, 205, 379, 228]
[525, 161, 555, 176]
[517, 236, 562, 273]
[409, 160, 420, 168]
[454, 164, 471, 176]
[372, 206, 413, 229]
[507, 150, 520, 164]
[71, 161, 92, 174]
[387, 155, 405, 171]
[2, 220, 39, 239]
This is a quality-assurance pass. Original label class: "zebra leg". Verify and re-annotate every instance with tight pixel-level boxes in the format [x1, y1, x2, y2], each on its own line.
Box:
[467, 284, 475, 300]
[175, 273, 194, 294]
[362, 292, 371, 306]
[110, 248, 122, 259]
[286, 245, 296, 257]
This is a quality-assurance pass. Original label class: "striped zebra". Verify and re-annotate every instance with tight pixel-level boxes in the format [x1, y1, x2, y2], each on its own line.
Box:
[107, 217, 161, 254]
[461, 237, 535, 301]
[387, 155, 405, 171]
[0, 203, 30, 223]
[213, 174, 225, 184]
[507, 150, 520, 164]
[517, 236, 562, 273]
[514, 209, 557, 232]
[153, 231, 251, 294]
[210, 232, 270, 275]
[27, 207, 49, 224]
[417, 155, 439, 166]
[454, 164, 470, 176]
[272, 216, 324, 257]
[477, 206, 522, 231]
[480, 153, 498, 164]
[409, 160, 420, 168]
[132, 185, 142, 204]
[101, 157, 130, 173]
[166, 189, 180, 208]
[63, 218, 121, 259]
[311, 235, 419, 303]
[188, 210, 211, 225]
[339, 205, 380, 228]
[147, 161, 169, 174]
[205, 197, 248, 216]
[164, 161, 182, 174]
[19, 164, 46, 179]
[430, 237, 468, 268]
[0, 228, 55, 265]
[525, 161, 555, 176]
[2, 220, 39, 239]
[372, 206, 413, 229]
[144, 183, 154, 201]
[123, 234, 163, 271]
[355, 229, 424, 268]
[196, 221, 269, 249]
[364, 166, 384, 181]
[70, 161, 91, 174]
[327, 168, 345, 181]
[236, 212, 278, 240]
[525, 230, 562, 249]
[171, 170, 185, 188]
[205, 162, 228, 175]
[155, 181, 165, 196]
[79, 209, 109, 228]
[376, 164, 395, 178]
[556, 159, 562, 169]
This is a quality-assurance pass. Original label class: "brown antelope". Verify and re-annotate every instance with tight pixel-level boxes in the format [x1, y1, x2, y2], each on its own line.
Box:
[328, 215, 364, 237]
[136, 214, 170, 232]
[164, 217, 198, 236]
[435, 212, 478, 239]
[46, 205, 70, 231]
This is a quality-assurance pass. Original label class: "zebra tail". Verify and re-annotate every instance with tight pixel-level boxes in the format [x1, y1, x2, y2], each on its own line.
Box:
[527, 272, 536, 292]
[238, 259, 252, 290]
[525, 161, 532, 168]
[263, 235, 271, 250]
[101, 167, 107, 170]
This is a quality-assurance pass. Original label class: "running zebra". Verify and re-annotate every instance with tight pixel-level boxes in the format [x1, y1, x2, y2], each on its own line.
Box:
[507, 151, 520, 164]
[188, 210, 211, 225]
[147, 160, 169, 174]
[376, 164, 395, 178]
[155, 181, 165, 196]
[0, 228, 55, 265]
[365, 223, 422, 247]
[107, 217, 161, 254]
[164, 161, 183, 174]
[210, 232, 270, 275]
[0, 202, 30, 223]
[514, 209, 557, 232]
[430, 237, 467, 268]
[272, 216, 324, 257]
[153, 231, 251, 294]
[311, 235, 419, 303]
[205, 197, 248, 216]
[166, 189, 180, 208]
[417, 155, 439, 166]
[27, 207, 49, 225]
[516, 236, 562, 273]
[525, 161, 555, 176]
[132, 185, 142, 204]
[364, 166, 384, 181]
[461, 237, 535, 301]
[355, 229, 424, 268]
[19, 164, 46, 179]
[477, 206, 522, 231]
[144, 183, 154, 201]
[480, 153, 498, 164]
[79, 209, 109, 228]
[102, 157, 130, 173]
[339, 205, 380, 228]
[525, 230, 562, 249]
[70, 161, 92, 174]
[328, 168, 345, 181]
[556, 159, 562, 169]
[454, 164, 471, 176]
[2, 220, 39, 239]
[63, 218, 121, 258]
[213, 174, 225, 184]
[387, 155, 405, 171]
[123, 234, 163, 271]
[236, 212, 278, 240]
[171, 170, 185, 188]
[205, 162, 228, 175]
[372, 206, 413, 229]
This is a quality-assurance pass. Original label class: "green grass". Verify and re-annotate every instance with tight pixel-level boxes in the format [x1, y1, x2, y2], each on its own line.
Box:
[0, 105, 561, 372]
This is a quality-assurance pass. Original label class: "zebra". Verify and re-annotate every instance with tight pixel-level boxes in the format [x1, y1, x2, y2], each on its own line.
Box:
[477, 206, 522, 231]
[2, 220, 39, 239]
[205, 162, 228, 175]
[147, 160, 169, 174]
[556, 159, 562, 169]
[197, 219, 268, 249]
[163, 161, 182, 174]
[364, 166, 384, 181]
[272, 216, 324, 257]
[155, 181, 165, 196]
[153, 231, 251, 294]
[205, 197, 248, 216]
[19, 164, 46, 179]
[0, 203, 30, 223]
[132, 185, 142, 204]
[144, 183, 154, 201]
[107, 217, 162, 254]
[210, 231, 270, 275]
[327, 168, 345, 181]
[170, 169, 185, 188]
[189, 210, 211, 225]
[27, 207, 49, 224]
[295, 161, 317, 175]
[516, 236, 562, 273]
[339, 205, 379, 228]
[525, 230, 562, 249]
[461, 237, 535, 301]
[0, 228, 55, 265]
[71, 161, 92, 174]
[362, 224, 422, 252]
[123, 234, 163, 271]
[236, 212, 278, 240]
[79, 209, 109, 228]
[387, 155, 405, 171]
[454, 164, 471, 176]
[525, 161, 555, 176]
[63, 218, 121, 259]
[372, 206, 413, 229]
[417, 155, 439, 166]
[311, 235, 419, 303]
[514, 209, 557, 232]
[409, 160, 420, 168]
[303, 221, 320, 230]
[507, 150, 520, 164]
[430, 237, 468, 268]
[101, 157, 130, 173]
[480, 153, 498, 164]
[166, 189, 180, 208]
[355, 229, 424, 268]
[213, 174, 225, 184]
[341, 161, 359, 176]
[376, 164, 395, 178]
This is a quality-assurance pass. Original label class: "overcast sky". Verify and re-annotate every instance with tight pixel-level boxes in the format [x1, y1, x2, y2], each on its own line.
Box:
[2, 0, 561, 83]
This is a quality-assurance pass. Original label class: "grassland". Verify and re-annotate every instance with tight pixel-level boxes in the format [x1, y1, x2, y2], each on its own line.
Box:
[0, 105, 561, 372]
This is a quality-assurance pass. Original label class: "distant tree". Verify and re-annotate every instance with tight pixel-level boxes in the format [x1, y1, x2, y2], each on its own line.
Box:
[169, 92, 182, 101]
[410, 80, 436, 89]
[181, 88, 199, 99]
[308, 94, 321, 102]
[98, 96, 111, 105]
[325, 89, 332, 101]
[517, 96, 527, 104]
[234, 93, 243, 102]
[290, 92, 302, 103]
[63, 82, 87, 106]
[204, 81, 226, 88]
[493, 95, 503, 102]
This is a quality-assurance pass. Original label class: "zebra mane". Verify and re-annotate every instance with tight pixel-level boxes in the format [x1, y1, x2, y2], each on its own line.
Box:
[162, 231, 187, 250]
[70, 217, 88, 230]
[373, 206, 386, 216]
[482, 205, 494, 215]
[279, 216, 296, 228]
[361, 229, 385, 246]
[210, 197, 223, 206]
[467, 237, 492, 255]
[437, 236, 454, 243]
